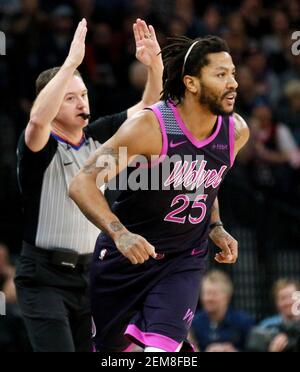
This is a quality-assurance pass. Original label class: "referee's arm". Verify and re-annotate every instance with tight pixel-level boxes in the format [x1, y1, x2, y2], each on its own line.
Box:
[25, 20, 87, 152]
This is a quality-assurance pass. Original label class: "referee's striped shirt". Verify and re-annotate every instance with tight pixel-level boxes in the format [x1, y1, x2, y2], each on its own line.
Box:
[17, 112, 127, 255]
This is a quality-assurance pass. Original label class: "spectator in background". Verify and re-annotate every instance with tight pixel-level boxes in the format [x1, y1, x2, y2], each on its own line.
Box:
[245, 102, 300, 200]
[248, 279, 300, 352]
[245, 46, 281, 107]
[127, 60, 148, 101]
[0, 242, 16, 303]
[239, 0, 269, 39]
[168, 15, 190, 38]
[235, 66, 263, 118]
[85, 22, 117, 82]
[0, 242, 31, 351]
[261, 10, 291, 74]
[261, 279, 300, 329]
[281, 53, 300, 87]
[262, 10, 290, 56]
[201, 5, 223, 36]
[75, 0, 94, 23]
[191, 270, 254, 352]
[222, 12, 247, 65]
[276, 80, 300, 147]
[285, 0, 300, 29]
[6, 0, 48, 133]
[251, 102, 300, 168]
[173, 0, 203, 38]
[39, 5, 75, 69]
[128, 0, 152, 20]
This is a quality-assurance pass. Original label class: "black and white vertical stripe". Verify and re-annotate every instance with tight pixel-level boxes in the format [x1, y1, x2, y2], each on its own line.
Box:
[35, 138, 101, 255]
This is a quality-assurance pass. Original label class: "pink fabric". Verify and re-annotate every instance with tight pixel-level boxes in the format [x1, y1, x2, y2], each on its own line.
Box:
[229, 115, 235, 167]
[168, 101, 222, 149]
[125, 324, 180, 352]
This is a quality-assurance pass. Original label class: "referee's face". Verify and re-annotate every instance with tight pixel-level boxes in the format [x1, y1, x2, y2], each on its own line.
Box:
[55, 75, 90, 129]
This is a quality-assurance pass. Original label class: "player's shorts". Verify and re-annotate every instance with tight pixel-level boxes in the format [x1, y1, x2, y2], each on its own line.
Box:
[90, 234, 208, 352]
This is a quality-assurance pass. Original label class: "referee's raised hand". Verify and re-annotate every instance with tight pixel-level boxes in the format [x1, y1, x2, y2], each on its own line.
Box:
[66, 18, 87, 68]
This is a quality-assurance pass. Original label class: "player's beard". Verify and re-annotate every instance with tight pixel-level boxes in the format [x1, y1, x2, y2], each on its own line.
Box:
[199, 81, 235, 116]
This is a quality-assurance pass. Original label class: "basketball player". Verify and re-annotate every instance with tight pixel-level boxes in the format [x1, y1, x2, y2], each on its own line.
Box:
[69, 36, 250, 352]
[15, 18, 163, 352]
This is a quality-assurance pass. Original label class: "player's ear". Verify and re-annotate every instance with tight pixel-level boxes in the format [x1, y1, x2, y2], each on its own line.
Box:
[183, 75, 199, 94]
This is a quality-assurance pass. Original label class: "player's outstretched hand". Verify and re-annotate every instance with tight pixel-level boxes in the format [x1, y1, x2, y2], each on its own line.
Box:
[209, 226, 238, 264]
[133, 18, 162, 68]
[115, 231, 157, 265]
[65, 18, 87, 69]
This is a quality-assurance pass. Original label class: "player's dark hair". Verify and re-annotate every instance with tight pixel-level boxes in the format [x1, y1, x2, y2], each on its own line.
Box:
[161, 36, 230, 104]
[35, 67, 82, 96]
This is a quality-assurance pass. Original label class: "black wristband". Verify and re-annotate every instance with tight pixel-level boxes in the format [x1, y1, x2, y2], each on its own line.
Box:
[210, 221, 224, 231]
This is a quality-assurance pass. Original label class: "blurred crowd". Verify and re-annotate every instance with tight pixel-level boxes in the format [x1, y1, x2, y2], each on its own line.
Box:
[0, 242, 31, 351]
[0, 0, 300, 352]
[190, 270, 300, 352]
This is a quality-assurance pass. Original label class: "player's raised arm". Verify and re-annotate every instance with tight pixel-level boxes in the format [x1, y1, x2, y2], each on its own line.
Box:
[69, 111, 160, 265]
[25, 19, 87, 152]
[127, 19, 164, 117]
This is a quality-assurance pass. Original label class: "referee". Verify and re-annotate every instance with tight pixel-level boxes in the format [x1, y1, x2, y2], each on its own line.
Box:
[14, 18, 163, 352]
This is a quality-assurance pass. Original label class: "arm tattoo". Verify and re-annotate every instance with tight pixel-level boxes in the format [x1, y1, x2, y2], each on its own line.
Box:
[117, 232, 138, 253]
[109, 221, 124, 233]
[210, 225, 228, 241]
[83, 146, 119, 175]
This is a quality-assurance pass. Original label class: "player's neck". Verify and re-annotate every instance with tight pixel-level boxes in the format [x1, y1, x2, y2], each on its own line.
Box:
[178, 97, 218, 141]
[51, 123, 84, 145]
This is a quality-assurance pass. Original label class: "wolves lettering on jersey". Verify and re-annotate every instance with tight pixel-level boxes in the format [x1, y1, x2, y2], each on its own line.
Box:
[164, 160, 227, 190]
[100, 100, 235, 255]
